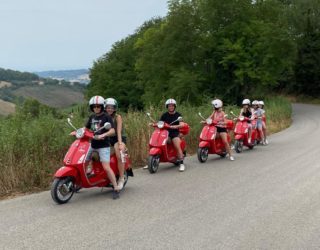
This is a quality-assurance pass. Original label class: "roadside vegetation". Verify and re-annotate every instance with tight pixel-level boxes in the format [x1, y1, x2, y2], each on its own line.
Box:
[0, 96, 291, 198]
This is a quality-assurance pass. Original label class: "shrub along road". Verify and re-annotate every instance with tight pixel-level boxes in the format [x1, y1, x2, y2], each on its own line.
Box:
[0, 103, 320, 249]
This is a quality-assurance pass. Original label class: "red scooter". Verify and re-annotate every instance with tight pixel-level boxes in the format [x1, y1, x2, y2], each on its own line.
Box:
[51, 119, 133, 204]
[232, 112, 256, 153]
[197, 113, 234, 163]
[146, 113, 190, 173]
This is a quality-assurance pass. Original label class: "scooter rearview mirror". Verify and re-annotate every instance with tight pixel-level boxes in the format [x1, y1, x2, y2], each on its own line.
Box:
[177, 116, 183, 121]
[67, 118, 77, 130]
[198, 112, 206, 120]
[146, 112, 155, 122]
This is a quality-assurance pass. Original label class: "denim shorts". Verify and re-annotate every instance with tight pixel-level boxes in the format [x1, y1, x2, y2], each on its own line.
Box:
[256, 119, 263, 129]
[85, 146, 110, 163]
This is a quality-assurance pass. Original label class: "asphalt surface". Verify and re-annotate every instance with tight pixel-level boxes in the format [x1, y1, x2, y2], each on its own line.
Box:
[1, 103, 320, 250]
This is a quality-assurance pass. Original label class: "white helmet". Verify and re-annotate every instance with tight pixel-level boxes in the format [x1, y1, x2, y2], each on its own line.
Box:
[259, 100, 264, 106]
[89, 95, 104, 112]
[252, 100, 259, 105]
[242, 99, 251, 105]
[165, 98, 177, 108]
[212, 99, 223, 109]
[104, 98, 118, 110]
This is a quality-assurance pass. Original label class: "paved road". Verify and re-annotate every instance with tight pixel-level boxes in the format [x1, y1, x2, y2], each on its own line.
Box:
[1, 103, 320, 250]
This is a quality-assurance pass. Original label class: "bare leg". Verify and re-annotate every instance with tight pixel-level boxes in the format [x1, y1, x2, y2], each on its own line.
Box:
[172, 137, 183, 159]
[220, 132, 234, 160]
[114, 142, 125, 178]
[102, 162, 119, 191]
[172, 137, 185, 171]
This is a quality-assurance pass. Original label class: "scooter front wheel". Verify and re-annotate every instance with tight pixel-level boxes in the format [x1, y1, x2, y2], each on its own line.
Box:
[234, 140, 243, 153]
[51, 177, 75, 204]
[148, 155, 160, 174]
[197, 147, 209, 163]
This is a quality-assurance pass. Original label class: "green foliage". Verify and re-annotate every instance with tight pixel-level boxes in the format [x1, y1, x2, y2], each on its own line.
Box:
[0, 68, 39, 82]
[88, 0, 317, 107]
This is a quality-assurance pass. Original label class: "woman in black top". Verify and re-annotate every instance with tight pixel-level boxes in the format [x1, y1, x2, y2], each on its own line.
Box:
[239, 99, 253, 144]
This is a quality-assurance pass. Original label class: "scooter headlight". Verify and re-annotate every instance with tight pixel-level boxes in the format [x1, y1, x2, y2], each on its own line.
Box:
[76, 128, 85, 139]
[239, 116, 244, 121]
[157, 121, 164, 129]
[206, 118, 213, 125]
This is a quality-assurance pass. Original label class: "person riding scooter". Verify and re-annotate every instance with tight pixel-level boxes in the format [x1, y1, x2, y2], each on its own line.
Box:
[252, 100, 266, 145]
[144, 99, 186, 172]
[160, 99, 185, 171]
[208, 99, 235, 161]
[258, 100, 268, 145]
[85, 96, 120, 194]
[104, 97, 127, 190]
[239, 98, 253, 144]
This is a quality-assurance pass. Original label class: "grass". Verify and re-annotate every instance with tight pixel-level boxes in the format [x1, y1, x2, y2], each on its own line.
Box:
[0, 96, 292, 198]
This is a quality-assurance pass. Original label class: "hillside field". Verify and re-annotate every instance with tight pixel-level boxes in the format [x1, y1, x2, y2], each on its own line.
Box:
[0, 99, 15, 116]
[13, 85, 84, 108]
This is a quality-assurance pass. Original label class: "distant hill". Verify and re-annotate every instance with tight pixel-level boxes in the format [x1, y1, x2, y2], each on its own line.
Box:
[0, 67, 85, 114]
[35, 69, 90, 84]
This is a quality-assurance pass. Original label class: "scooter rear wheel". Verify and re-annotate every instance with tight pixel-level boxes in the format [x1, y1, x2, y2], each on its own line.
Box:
[197, 147, 209, 163]
[51, 177, 75, 204]
[148, 155, 160, 174]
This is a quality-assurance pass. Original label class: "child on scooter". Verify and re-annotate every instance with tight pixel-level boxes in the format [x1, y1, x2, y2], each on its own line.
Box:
[239, 98, 253, 144]
[104, 97, 127, 190]
[252, 100, 266, 145]
[259, 100, 268, 144]
[85, 96, 120, 197]
[209, 99, 235, 161]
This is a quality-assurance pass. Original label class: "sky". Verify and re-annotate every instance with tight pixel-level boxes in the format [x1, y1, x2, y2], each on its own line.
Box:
[0, 0, 168, 72]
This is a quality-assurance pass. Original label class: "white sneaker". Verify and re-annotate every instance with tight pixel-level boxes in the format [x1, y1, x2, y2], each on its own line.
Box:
[143, 165, 148, 169]
[265, 139, 268, 145]
[117, 177, 125, 190]
[179, 164, 185, 172]
[229, 156, 235, 161]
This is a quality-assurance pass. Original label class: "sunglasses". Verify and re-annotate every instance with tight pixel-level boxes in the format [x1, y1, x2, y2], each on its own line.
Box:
[93, 105, 101, 108]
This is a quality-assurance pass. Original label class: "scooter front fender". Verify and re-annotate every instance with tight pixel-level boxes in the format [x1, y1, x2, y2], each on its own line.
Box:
[235, 134, 244, 140]
[199, 141, 210, 148]
[54, 166, 78, 179]
[149, 147, 162, 156]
